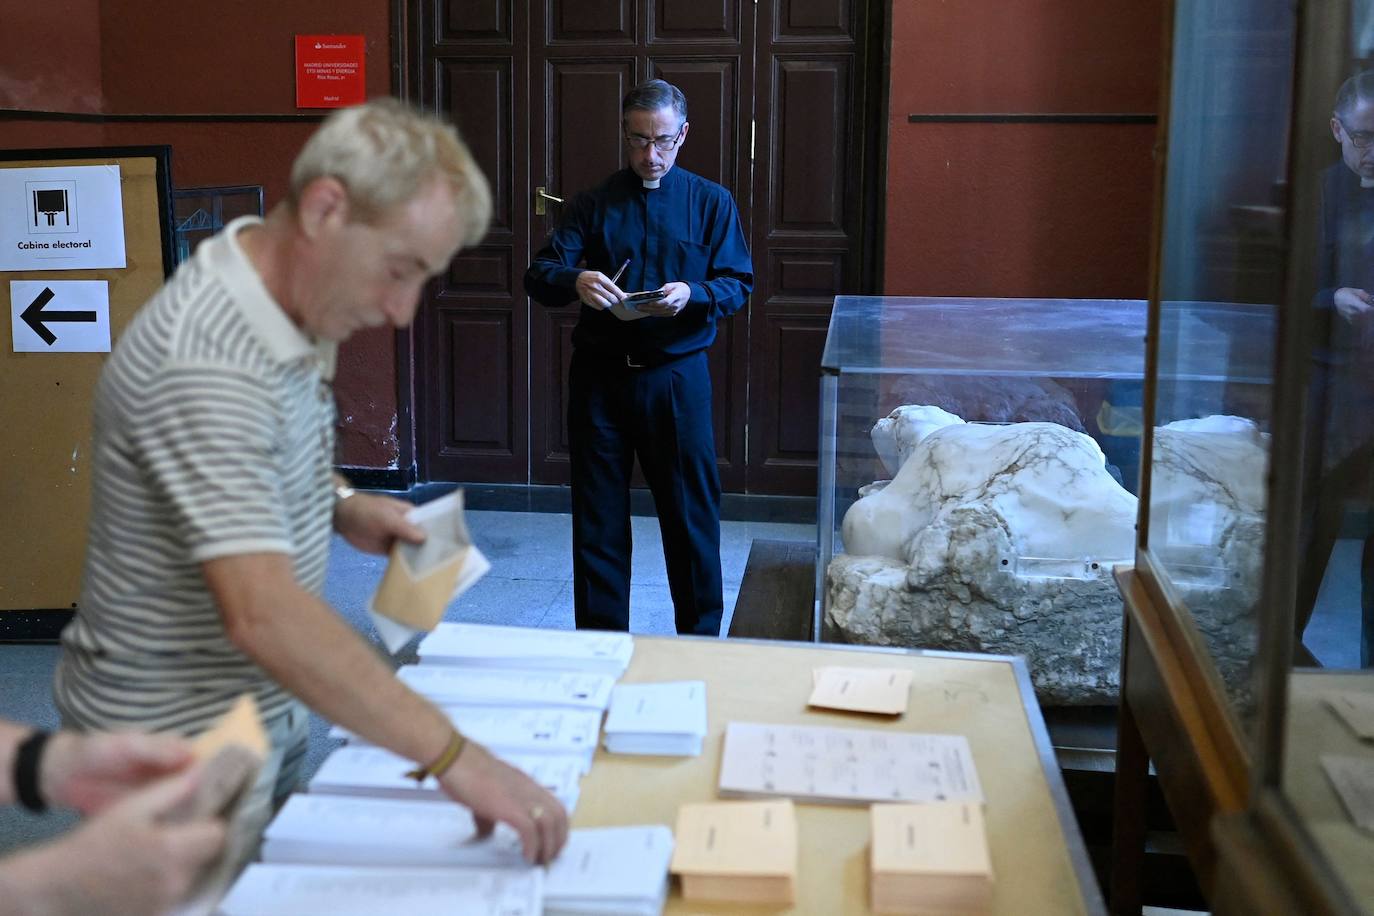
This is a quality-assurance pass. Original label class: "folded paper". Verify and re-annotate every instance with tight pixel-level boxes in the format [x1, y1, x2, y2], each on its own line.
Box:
[369, 490, 490, 653]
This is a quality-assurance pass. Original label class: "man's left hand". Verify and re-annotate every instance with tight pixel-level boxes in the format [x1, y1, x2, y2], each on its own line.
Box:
[334, 492, 426, 555]
[633, 281, 691, 317]
[40, 730, 195, 815]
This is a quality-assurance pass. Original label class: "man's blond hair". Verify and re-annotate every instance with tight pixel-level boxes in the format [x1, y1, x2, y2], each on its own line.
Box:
[290, 98, 491, 245]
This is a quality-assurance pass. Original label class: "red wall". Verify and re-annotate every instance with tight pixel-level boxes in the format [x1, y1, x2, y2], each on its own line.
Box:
[2, 1, 401, 471]
[885, 1, 1163, 298]
[0, 0, 103, 114]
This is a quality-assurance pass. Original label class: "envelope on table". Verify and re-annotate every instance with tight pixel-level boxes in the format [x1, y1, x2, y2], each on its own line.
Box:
[369, 491, 491, 653]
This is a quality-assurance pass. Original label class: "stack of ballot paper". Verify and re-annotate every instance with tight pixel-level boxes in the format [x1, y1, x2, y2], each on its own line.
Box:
[809, 665, 914, 716]
[869, 802, 994, 915]
[330, 705, 602, 771]
[718, 722, 983, 805]
[1320, 754, 1374, 832]
[369, 491, 491, 653]
[418, 622, 634, 675]
[216, 863, 542, 916]
[397, 665, 615, 712]
[307, 745, 584, 812]
[1324, 690, 1374, 741]
[602, 681, 708, 756]
[670, 800, 798, 905]
[261, 795, 527, 869]
[542, 826, 674, 916]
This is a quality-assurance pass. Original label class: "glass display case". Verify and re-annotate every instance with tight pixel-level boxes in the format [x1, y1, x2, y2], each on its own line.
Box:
[815, 295, 1272, 705]
[1113, 0, 1372, 912]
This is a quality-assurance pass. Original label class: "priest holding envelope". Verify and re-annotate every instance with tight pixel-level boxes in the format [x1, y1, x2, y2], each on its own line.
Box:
[52, 100, 568, 879]
[524, 79, 754, 637]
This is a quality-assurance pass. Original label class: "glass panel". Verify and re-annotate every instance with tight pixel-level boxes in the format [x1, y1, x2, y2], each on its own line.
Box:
[818, 296, 1151, 706]
[1145, 0, 1295, 735]
[1281, 6, 1374, 907]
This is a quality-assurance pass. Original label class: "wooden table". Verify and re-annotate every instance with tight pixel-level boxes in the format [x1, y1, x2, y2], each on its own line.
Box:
[573, 635, 1104, 915]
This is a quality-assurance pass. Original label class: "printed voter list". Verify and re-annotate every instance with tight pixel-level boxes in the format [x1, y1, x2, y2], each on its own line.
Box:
[1, 165, 127, 271]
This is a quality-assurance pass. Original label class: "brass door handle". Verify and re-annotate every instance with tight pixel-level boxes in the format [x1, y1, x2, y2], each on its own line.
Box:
[535, 187, 564, 215]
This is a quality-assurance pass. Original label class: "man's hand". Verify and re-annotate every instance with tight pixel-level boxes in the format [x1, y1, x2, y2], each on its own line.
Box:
[438, 742, 569, 865]
[40, 730, 194, 815]
[575, 270, 625, 310]
[1335, 287, 1374, 320]
[633, 281, 690, 317]
[334, 492, 426, 555]
[0, 766, 226, 916]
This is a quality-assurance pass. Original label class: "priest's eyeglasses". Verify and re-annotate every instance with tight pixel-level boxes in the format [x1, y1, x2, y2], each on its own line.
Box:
[625, 124, 686, 152]
[1339, 119, 1374, 149]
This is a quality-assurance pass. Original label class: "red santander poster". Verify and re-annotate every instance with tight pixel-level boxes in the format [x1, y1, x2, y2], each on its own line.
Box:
[295, 35, 366, 109]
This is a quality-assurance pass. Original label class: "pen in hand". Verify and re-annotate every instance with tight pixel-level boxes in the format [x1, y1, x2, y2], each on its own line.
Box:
[610, 258, 630, 287]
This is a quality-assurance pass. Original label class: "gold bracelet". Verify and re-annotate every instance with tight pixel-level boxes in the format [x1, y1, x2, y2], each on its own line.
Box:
[404, 730, 467, 784]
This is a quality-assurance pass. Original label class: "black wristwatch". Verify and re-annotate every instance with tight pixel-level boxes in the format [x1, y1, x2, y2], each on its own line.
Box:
[13, 729, 51, 813]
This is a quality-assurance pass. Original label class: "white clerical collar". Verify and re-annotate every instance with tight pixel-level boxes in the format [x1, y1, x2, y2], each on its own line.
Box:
[1363, 177, 1374, 188]
[642, 178, 661, 189]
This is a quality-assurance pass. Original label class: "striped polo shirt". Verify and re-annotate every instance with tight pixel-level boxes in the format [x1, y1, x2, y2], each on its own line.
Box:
[55, 216, 337, 736]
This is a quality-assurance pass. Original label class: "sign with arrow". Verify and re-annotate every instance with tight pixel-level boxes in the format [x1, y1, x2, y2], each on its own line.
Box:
[10, 280, 110, 352]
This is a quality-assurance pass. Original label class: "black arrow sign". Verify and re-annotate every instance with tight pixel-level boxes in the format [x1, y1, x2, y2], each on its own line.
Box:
[21, 287, 96, 346]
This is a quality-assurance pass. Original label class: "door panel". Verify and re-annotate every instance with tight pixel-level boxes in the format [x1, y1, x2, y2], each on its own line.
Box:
[746, 0, 874, 494]
[545, 60, 636, 219]
[443, 0, 511, 39]
[418, 42, 530, 481]
[772, 57, 851, 233]
[652, 1, 742, 41]
[651, 58, 739, 188]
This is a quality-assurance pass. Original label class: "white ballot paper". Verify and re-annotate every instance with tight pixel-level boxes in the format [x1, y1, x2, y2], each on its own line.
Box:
[1321, 754, 1374, 832]
[307, 745, 583, 812]
[330, 705, 602, 770]
[545, 826, 675, 916]
[603, 681, 708, 756]
[1324, 691, 1374, 742]
[418, 622, 634, 675]
[397, 665, 615, 712]
[262, 795, 528, 869]
[216, 862, 542, 916]
[368, 491, 491, 653]
[717, 722, 983, 805]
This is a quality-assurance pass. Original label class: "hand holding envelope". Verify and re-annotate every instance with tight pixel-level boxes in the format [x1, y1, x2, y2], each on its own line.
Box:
[368, 491, 492, 653]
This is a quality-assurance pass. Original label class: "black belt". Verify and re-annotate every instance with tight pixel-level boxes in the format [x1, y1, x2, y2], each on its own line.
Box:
[582, 349, 698, 371]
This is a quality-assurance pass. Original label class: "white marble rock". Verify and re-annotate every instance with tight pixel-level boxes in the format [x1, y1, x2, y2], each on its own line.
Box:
[1147, 416, 1267, 714]
[829, 410, 1266, 705]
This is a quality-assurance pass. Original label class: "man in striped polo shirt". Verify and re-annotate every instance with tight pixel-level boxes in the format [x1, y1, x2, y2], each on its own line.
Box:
[53, 100, 568, 871]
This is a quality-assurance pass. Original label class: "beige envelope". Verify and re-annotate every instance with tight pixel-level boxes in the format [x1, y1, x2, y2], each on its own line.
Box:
[368, 490, 491, 642]
[370, 545, 468, 632]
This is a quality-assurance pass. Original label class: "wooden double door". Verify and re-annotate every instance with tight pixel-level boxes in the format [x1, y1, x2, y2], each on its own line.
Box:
[409, 0, 881, 495]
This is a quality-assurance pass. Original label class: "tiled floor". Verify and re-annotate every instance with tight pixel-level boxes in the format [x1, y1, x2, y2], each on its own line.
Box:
[0, 509, 814, 855]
